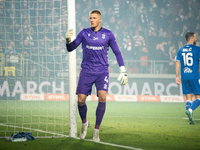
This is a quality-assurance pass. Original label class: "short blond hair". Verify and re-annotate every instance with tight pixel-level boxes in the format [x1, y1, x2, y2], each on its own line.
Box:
[89, 10, 101, 16]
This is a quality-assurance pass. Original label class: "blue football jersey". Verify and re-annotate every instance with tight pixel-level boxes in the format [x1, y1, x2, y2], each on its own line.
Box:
[176, 44, 200, 79]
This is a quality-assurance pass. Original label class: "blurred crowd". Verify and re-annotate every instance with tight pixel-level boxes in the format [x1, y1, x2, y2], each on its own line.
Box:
[0, 0, 200, 75]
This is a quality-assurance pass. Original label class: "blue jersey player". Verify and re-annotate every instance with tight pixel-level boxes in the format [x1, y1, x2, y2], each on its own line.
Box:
[176, 32, 200, 124]
[65, 10, 128, 141]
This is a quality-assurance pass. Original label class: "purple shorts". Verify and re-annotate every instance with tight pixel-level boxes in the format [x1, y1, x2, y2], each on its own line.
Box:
[76, 70, 109, 95]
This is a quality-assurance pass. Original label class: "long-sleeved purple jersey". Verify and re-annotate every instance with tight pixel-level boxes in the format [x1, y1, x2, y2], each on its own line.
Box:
[66, 27, 124, 72]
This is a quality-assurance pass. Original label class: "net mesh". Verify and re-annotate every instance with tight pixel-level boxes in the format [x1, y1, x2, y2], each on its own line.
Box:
[0, 0, 71, 138]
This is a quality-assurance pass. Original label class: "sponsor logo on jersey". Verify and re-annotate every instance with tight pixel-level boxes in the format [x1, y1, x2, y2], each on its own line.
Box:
[93, 37, 98, 40]
[86, 45, 104, 50]
[182, 48, 192, 52]
[184, 67, 193, 73]
[102, 33, 105, 39]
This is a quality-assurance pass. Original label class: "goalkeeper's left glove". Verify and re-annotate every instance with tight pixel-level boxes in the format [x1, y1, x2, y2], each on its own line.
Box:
[65, 29, 74, 44]
[117, 66, 128, 85]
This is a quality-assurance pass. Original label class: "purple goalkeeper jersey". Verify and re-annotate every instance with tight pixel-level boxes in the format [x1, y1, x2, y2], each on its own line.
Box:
[66, 27, 124, 72]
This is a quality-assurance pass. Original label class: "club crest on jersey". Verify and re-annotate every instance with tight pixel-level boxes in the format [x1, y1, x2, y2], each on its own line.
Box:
[88, 34, 90, 37]
[102, 33, 105, 39]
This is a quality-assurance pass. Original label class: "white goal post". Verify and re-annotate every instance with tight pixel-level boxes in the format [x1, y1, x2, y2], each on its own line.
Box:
[67, 0, 77, 138]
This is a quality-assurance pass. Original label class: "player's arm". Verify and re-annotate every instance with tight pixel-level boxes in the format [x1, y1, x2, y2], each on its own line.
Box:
[175, 61, 181, 85]
[66, 29, 82, 52]
[109, 32, 128, 85]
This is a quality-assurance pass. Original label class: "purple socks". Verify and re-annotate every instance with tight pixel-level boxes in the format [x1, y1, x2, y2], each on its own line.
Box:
[78, 103, 87, 124]
[78, 102, 106, 129]
[95, 102, 106, 129]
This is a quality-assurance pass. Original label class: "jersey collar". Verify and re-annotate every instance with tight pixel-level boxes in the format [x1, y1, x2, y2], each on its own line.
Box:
[91, 27, 102, 33]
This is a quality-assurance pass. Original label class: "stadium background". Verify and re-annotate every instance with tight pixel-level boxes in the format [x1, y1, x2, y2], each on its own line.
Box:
[1, 1, 200, 149]
[0, 0, 200, 98]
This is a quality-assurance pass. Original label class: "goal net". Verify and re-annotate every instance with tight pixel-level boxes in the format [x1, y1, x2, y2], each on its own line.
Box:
[0, 0, 77, 138]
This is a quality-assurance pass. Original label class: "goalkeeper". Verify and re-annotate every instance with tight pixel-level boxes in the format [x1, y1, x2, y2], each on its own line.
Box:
[66, 10, 128, 142]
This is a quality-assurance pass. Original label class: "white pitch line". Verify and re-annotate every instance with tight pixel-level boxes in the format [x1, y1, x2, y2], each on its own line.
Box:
[112, 116, 200, 121]
[92, 116, 200, 120]
[104, 116, 182, 118]
[81, 138, 143, 150]
[183, 117, 200, 121]
[91, 116, 196, 119]
[0, 123, 143, 150]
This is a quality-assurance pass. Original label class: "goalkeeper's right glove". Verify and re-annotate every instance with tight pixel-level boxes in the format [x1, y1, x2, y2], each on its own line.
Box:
[65, 29, 74, 44]
[117, 66, 128, 85]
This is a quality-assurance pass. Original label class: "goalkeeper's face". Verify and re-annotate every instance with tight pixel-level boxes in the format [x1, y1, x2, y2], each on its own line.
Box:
[90, 13, 102, 30]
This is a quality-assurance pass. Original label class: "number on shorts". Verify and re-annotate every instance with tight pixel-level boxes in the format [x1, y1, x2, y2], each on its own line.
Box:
[104, 76, 108, 83]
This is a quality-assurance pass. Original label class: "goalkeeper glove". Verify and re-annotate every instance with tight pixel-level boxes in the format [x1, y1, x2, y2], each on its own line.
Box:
[117, 66, 128, 85]
[65, 29, 74, 44]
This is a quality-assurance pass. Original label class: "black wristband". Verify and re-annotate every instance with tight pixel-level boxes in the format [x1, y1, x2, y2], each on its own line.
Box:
[66, 38, 71, 44]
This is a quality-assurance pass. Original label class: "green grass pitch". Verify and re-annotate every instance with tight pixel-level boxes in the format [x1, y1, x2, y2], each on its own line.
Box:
[0, 101, 200, 150]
